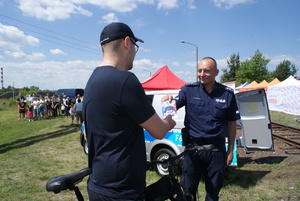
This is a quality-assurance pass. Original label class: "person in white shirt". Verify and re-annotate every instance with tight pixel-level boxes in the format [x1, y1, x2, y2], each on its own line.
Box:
[75, 98, 83, 126]
[32, 97, 40, 120]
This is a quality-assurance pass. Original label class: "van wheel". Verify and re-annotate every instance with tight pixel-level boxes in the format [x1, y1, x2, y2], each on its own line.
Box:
[83, 140, 88, 155]
[153, 148, 180, 176]
[80, 131, 88, 155]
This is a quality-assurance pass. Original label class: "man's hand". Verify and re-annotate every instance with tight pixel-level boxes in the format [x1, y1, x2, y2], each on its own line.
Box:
[225, 150, 233, 168]
[161, 95, 173, 102]
[164, 115, 176, 130]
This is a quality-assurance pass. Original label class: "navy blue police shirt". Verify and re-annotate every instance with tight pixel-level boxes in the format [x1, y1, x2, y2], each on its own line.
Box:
[175, 82, 240, 139]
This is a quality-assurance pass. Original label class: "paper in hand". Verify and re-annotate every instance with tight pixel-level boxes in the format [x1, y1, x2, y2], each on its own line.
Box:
[162, 100, 177, 118]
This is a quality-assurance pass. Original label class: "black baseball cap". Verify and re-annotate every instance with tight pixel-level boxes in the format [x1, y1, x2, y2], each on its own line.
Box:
[100, 22, 144, 46]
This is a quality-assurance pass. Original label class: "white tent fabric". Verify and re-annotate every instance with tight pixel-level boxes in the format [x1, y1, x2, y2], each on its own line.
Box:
[267, 76, 300, 115]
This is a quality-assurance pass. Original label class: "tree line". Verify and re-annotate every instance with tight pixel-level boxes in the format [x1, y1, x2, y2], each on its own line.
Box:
[0, 85, 55, 99]
[220, 50, 298, 85]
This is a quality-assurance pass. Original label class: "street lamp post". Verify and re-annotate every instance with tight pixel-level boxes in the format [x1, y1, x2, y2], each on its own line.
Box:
[181, 40, 198, 82]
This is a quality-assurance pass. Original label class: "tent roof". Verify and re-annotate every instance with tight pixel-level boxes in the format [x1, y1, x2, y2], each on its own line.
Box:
[238, 81, 258, 92]
[142, 65, 186, 91]
[271, 75, 300, 87]
[267, 78, 281, 86]
[253, 80, 269, 88]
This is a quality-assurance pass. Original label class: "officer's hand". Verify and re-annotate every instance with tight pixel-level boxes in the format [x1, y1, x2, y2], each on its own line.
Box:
[161, 95, 173, 102]
[225, 151, 233, 168]
[164, 115, 176, 130]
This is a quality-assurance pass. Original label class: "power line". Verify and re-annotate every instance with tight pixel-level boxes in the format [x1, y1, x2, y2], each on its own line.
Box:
[0, 13, 99, 49]
[0, 20, 100, 55]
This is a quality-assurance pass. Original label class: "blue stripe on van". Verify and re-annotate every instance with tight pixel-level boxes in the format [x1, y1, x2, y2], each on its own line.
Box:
[144, 130, 183, 146]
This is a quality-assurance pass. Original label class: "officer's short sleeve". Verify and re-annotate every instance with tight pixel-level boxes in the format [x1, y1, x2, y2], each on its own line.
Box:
[175, 85, 187, 109]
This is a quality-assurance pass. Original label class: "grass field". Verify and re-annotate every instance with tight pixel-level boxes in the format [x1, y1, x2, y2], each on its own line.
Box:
[0, 100, 299, 201]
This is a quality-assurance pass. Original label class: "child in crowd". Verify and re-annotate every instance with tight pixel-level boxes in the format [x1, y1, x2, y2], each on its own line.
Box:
[69, 104, 76, 125]
[27, 104, 34, 121]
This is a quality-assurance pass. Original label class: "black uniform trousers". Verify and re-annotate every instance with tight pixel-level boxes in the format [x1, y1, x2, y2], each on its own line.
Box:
[180, 137, 226, 201]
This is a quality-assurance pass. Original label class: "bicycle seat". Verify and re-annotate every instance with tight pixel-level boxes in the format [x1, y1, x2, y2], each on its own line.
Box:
[46, 167, 92, 193]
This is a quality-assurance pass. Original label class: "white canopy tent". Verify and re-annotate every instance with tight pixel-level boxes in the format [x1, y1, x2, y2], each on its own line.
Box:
[267, 76, 300, 115]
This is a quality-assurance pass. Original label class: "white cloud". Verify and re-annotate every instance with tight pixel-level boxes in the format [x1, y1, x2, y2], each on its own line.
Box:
[98, 13, 119, 24]
[16, 0, 189, 22]
[187, 0, 196, 9]
[175, 70, 193, 82]
[3, 54, 297, 90]
[0, 23, 39, 51]
[4, 51, 45, 60]
[0, 60, 98, 89]
[17, 0, 92, 21]
[157, 0, 178, 9]
[184, 61, 196, 67]
[89, 0, 139, 12]
[211, 0, 254, 9]
[50, 49, 67, 56]
[139, 47, 151, 52]
[172, 61, 180, 66]
[216, 58, 228, 68]
[132, 58, 195, 82]
[134, 58, 161, 71]
[267, 54, 300, 69]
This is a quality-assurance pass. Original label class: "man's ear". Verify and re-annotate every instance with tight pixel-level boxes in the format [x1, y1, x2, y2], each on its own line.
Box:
[123, 36, 131, 51]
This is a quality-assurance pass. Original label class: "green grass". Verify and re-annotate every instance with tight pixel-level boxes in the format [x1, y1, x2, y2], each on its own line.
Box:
[0, 100, 300, 200]
[0, 101, 87, 201]
[270, 110, 300, 128]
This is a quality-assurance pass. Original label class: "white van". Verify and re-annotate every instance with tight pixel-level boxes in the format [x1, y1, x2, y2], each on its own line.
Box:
[144, 88, 274, 175]
[80, 88, 274, 176]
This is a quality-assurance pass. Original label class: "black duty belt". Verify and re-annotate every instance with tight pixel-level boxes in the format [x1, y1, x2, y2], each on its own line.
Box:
[191, 137, 217, 145]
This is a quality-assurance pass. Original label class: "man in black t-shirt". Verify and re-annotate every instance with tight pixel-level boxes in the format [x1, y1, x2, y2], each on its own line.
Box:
[83, 22, 176, 201]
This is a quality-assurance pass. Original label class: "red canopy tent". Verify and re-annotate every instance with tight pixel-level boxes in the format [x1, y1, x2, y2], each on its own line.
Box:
[142, 66, 186, 91]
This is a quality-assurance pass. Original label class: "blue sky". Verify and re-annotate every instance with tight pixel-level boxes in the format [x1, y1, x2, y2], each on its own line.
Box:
[0, 0, 299, 90]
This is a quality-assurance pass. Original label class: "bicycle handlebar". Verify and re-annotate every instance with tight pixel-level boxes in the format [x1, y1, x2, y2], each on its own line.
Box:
[147, 144, 215, 168]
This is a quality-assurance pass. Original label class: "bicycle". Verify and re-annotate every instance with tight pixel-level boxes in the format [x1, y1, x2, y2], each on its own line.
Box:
[46, 144, 215, 201]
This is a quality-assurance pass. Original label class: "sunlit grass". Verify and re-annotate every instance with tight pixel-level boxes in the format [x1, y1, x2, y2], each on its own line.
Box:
[0, 100, 300, 200]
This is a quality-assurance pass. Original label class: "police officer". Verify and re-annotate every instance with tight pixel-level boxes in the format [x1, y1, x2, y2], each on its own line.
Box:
[162, 57, 240, 201]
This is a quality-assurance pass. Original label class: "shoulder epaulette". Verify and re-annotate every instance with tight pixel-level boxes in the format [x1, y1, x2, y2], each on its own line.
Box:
[186, 82, 199, 87]
[225, 86, 234, 93]
[218, 82, 234, 93]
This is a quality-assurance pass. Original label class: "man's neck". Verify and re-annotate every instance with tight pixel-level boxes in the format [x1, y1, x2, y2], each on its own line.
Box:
[204, 82, 216, 93]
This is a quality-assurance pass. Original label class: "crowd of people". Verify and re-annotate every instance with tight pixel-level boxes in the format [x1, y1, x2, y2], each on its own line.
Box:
[16, 93, 83, 126]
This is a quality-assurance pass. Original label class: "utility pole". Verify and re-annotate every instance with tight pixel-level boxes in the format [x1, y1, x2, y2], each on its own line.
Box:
[1, 68, 3, 89]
